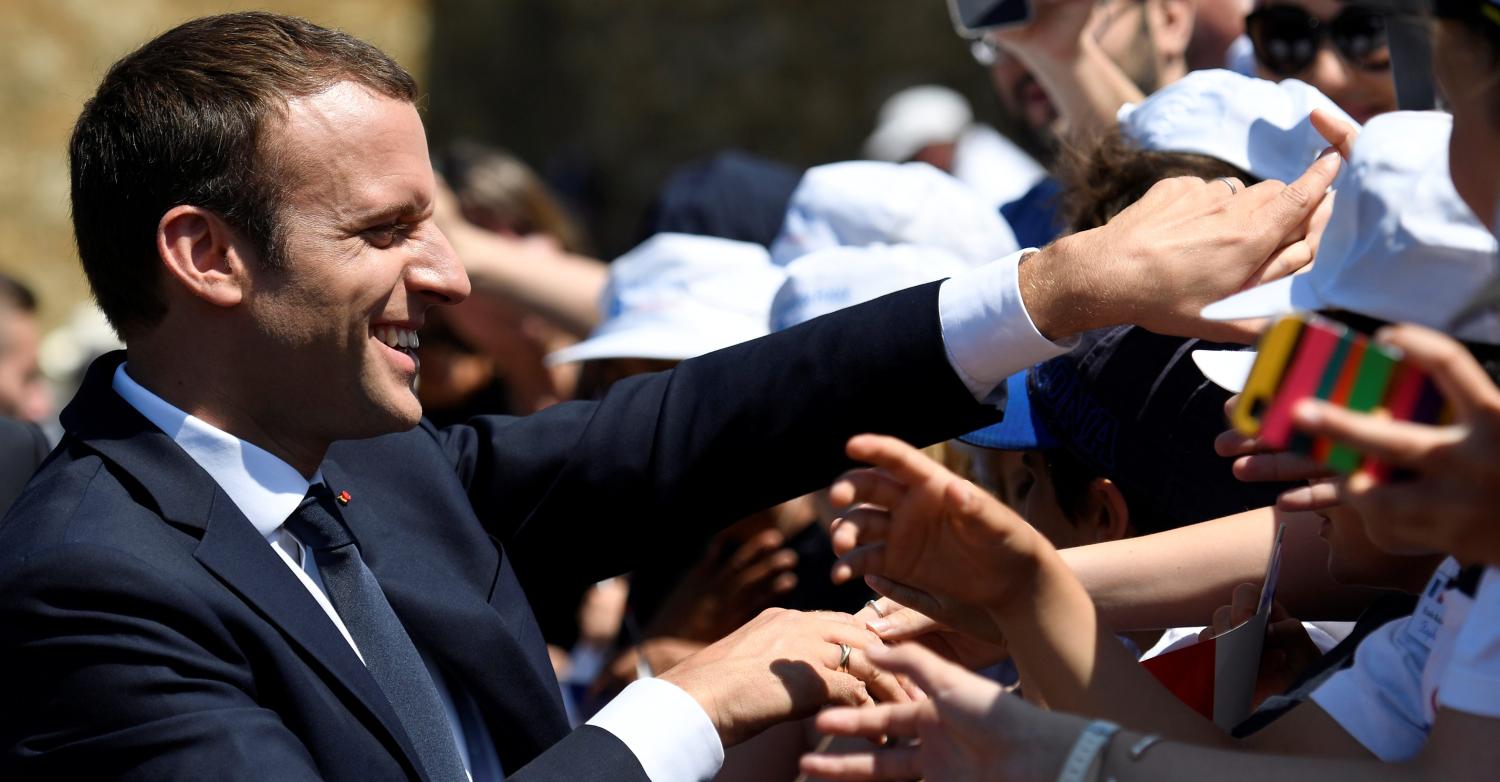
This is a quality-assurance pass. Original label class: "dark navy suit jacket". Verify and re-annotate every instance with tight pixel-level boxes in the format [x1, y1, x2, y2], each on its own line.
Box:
[0, 283, 998, 780]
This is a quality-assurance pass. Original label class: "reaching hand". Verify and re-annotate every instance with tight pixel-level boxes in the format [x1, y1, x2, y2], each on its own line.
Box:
[1311, 108, 1360, 159]
[658, 609, 908, 747]
[990, 0, 1097, 63]
[1024, 149, 1343, 343]
[865, 602, 1010, 672]
[1198, 584, 1322, 709]
[1215, 394, 1340, 512]
[826, 434, 1049, 628]
[1290, 324, 1500, 564]
[800, 644, 1082, 781]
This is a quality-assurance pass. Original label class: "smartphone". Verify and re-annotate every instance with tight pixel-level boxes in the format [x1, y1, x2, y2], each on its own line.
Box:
[1233, 313, 1448, 477]
[1231, 314, 1306, 438]
[947, 0, 1033, 36]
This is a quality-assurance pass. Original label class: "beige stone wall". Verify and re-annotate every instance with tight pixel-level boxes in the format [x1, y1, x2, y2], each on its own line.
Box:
[0, 0, 431, 329]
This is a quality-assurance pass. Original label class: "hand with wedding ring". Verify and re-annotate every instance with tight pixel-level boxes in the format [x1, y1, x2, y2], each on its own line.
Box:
[659, 608, 910, 747]
[1019, 144, 1342, 345]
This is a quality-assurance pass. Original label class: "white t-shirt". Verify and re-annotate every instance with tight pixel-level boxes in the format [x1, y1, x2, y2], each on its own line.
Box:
[1310, 558, 1500, 761]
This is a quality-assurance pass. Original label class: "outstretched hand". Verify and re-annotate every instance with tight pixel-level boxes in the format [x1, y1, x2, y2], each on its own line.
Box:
[826, 434, 1047, 633]
[1215, 394, 1341, 512]
[799, 643, 1081, 781]
[1024, 148, 1343, 343]
[863, 600, 1010, 672]
[658, 608, 908, 748]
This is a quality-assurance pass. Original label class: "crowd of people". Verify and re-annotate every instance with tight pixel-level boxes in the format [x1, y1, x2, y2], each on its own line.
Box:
[1, 0, 1498, 780]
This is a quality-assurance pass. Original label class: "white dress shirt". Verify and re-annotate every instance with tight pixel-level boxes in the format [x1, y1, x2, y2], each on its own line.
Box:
[110, 250, 1068, 782]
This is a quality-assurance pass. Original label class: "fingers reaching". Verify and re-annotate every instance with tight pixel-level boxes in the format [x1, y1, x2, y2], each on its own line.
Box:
[1310, 108, 1359, 159]
[1275, 478, 1342, 512]
[830, 506, 891, 557]
[1292, 399, 1460, 471]
[1250, 149, 1341, 235]
[1377, 324, 1500, 419]
[830, 468, 905, 512]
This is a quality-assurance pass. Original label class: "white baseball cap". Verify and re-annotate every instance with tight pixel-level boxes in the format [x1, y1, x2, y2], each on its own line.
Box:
[769, 244, 971, 331]
[863, 85, 974, 164]
[1194, 111, 1500, 392]
[545, 233, 786, 366]
[1117, 69, 1357, 184]
[769, 160, 1019, 266]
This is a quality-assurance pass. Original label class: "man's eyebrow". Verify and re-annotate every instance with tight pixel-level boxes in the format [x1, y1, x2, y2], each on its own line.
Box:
[351, 199, 427, 227]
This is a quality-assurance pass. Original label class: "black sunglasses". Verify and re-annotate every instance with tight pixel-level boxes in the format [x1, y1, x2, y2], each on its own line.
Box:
[1245, 4, 1389, 78]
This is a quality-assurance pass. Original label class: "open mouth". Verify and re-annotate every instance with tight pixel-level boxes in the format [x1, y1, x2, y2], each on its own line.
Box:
[372, 324, 421, 367]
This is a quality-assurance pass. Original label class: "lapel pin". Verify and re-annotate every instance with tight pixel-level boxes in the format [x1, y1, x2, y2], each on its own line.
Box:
[336, 490, 352, 506]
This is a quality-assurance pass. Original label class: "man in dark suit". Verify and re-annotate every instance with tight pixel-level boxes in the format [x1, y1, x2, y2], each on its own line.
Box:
[0, 11, 1338, 781]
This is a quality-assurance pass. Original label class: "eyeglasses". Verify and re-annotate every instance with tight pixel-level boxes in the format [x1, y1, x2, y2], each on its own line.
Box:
[1245, 4, 1389, 79]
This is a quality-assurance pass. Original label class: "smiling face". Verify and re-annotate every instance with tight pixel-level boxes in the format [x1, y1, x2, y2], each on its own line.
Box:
[241, 82, 469, 447]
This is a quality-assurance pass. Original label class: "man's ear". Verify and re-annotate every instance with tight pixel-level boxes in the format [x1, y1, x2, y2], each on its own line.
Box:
[1151, 0, 1198, 62]
[156, 205, 249, 309]
[1080, 477, 1132, 544]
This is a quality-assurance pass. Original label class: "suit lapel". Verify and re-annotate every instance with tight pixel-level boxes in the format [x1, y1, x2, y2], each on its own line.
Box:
[192, 495, 428, 779]
[62, 353, 429, 779]
[321, 458, 572, 768]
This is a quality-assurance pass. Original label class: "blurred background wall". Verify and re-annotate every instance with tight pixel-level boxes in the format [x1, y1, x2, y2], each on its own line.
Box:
[2, 0, 1003, 330]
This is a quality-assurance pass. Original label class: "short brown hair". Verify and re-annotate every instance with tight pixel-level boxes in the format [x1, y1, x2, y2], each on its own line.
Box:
[69, 12, 418, 336]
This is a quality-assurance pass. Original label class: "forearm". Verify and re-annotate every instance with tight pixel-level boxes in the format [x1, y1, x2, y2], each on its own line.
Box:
[455, 226, 607, 337]
[1098, 730, 1412, 782]
[993, 546, 1236, 744]
[1062, 508, 1383, 631]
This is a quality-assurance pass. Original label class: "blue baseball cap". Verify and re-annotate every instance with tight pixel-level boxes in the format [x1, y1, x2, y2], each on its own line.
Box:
[959, 371, 1058, 451]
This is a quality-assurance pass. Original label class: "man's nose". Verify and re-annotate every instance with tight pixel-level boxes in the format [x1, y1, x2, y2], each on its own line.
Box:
[410, 226, 471, 306]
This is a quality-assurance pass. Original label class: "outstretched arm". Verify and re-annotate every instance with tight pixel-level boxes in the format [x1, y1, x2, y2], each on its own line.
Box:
[829, 434, 1372, 755]
[802, 644, 1495, 781]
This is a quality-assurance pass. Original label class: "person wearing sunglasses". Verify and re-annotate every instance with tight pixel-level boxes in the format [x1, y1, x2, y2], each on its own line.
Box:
[1246, 0, 1398, 122]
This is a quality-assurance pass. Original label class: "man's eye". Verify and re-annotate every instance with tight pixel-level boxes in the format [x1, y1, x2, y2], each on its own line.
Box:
[363, 223, 409, 249]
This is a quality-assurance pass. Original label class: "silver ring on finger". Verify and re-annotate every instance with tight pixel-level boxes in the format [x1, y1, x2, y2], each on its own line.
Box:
[865, 599, 886, 618]
[837, 642, 852, 672]
[1214, 176, 1239, 195]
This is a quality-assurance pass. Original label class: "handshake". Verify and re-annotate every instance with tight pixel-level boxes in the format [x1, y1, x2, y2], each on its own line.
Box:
[655, 607, 908, 747]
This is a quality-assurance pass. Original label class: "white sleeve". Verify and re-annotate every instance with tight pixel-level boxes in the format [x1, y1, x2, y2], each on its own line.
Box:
[937, 249, 1075, 402]
[1438, 567, 1500, 719]
[586, 677, 724, 782]
[1308, 615, 1431, 762]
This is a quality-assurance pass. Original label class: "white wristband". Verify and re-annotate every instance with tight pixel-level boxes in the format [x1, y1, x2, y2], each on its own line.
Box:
[1057, 719, 1120, 782]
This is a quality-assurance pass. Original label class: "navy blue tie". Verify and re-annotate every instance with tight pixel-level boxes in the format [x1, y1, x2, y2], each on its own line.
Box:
[284, 484, 468, 782]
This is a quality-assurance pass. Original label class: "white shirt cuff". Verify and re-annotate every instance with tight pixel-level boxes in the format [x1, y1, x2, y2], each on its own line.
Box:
[938, 249, 1075, 402]
[586, 677, 724, 782]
